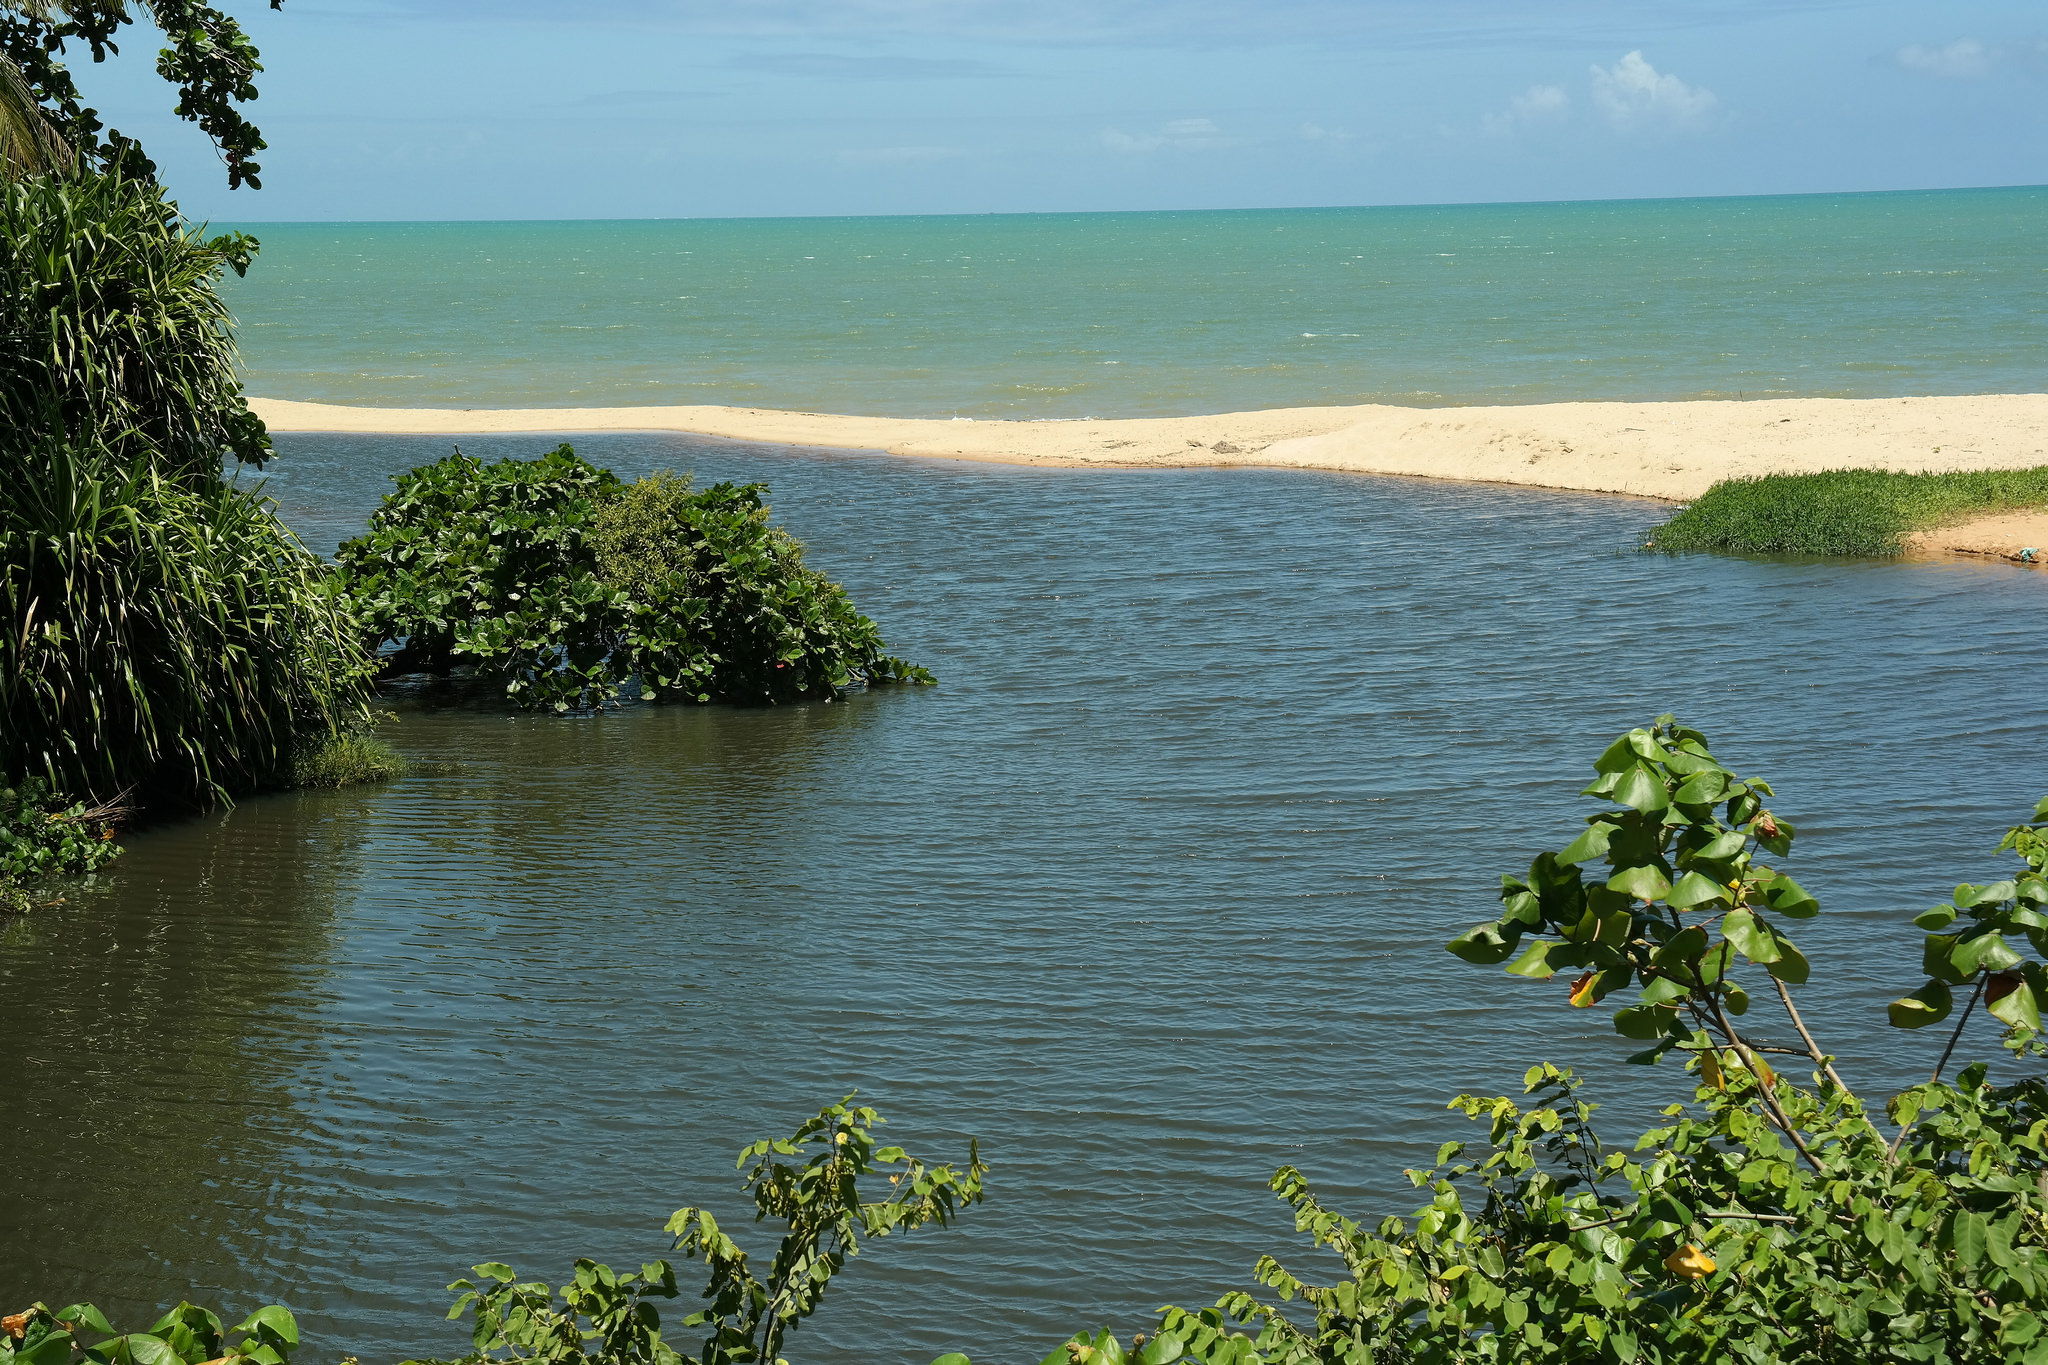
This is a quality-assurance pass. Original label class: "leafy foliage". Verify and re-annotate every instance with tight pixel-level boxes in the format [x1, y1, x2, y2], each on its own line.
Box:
[0, 169, 270, 476]
[1002, 719, 2048, 1365]
[0, 0, 283, 188]
[1646, 467, 2048, 558]
[0, 169, 371, 812]
[0, 777, 120, 882]
[335, 448, 934, 713]
[423, 1099, 985, 1365]
[2, 445, 372, 809]
[0, 775, 122, 912]
[0, 1301, 298, 1365]
[287, 729, 407, 791]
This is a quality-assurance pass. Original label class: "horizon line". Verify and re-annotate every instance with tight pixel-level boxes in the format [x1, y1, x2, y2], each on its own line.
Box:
[205, 179, 2048, 229]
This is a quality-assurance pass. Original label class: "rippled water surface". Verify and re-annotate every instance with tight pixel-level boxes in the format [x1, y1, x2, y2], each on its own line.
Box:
[4, 434, 2046, 1361]
[221, 188, 2048, 416]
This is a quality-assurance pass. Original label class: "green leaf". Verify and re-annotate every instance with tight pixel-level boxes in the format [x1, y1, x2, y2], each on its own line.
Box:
[115, 1339, 179, 1365]
[931, 1355, 974, 1365]
[1722, 908, 1780, 963]
[1950, 1210, 1988, 1267]
[1988, 979, 2041, 1032]
[1889, 980, 1953, 1029]
[1612, 766, 1671, 814]
[1762, 873, 1819, 918]
[1607, 863, 1672, 901]
[1613, 1004, 1678, 1039]
[1764, 937, 1809, 984]
[1557, 822, 1616, 866]
[1954, 932, 2024, 975]
[234, 1307, 297, 1349]
[1504, 940, 1559, 979]
[1447, 922, 1518, 965]
[1913, 904, 1958, 931]
[1666, 871, 1730, 909]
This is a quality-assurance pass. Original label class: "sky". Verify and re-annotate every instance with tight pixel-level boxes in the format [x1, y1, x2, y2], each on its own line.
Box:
[69, 0, 2048, 221]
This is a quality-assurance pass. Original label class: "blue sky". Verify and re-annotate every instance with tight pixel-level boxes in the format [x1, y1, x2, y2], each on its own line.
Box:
[78, 0, 2048, 221]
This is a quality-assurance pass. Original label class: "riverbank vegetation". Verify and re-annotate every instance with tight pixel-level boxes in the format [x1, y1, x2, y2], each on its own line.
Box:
[335, 448, 932, 712]
[1648, 466, 2048, 557]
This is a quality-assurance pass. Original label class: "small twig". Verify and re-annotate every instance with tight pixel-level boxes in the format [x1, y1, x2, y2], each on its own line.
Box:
[1769, 975, 1850, 1094]
[1709, 994, 1828, 1174]
[1929, 977, 1985, 1086]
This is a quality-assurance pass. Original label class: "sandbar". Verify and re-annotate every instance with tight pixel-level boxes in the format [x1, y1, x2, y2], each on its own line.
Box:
[253, 393, 2048, 507]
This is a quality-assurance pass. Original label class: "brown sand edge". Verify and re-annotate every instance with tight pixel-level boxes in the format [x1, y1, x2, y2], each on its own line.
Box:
[249, 392, 2048, 504]
[1903, 511, 2048, 567]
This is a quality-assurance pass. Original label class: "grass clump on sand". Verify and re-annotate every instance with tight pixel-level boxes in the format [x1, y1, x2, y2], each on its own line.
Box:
[1647, 466, 2048, 557]
[288, 732, 408, 791]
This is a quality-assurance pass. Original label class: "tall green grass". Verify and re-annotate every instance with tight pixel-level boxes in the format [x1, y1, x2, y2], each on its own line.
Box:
[1, 170, 373, 810]
[1648, 467, 2048, 557]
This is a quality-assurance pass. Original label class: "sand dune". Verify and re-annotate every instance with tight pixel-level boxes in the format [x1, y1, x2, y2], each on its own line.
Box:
[252, 392, 2048, 503]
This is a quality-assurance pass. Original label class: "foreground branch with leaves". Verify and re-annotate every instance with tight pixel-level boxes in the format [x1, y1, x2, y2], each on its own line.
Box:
[1018, 718, 2048, 1365]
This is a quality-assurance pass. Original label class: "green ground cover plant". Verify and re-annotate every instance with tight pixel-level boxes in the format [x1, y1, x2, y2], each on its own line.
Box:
[0, 1300, 301, 1365]
[1647, 466, 2048, 557]
[335, 449, 933, 712]
[0, 778, 122, 913]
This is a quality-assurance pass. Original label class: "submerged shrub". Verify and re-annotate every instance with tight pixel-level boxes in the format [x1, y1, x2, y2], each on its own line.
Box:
[288, 730, 408, 791]
[1649, 466, 2048, 557]
[0, 777, 122, 913]
[335, 447, 933, 712]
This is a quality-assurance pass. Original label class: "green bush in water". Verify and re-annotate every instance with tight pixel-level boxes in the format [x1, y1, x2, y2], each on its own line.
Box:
[335, 447, 934, 712]
[288, 729, 409, 791]
[1648, 466, 2048, 558]
[0, 1301, 301, 1365]
[0, 777, 123, 913]
[1002, 721, 2048, 1365]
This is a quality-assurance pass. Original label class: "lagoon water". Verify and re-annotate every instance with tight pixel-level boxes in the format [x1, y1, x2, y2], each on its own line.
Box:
[4, 431, 2047, 1362]
[221, 187, 2048, 417]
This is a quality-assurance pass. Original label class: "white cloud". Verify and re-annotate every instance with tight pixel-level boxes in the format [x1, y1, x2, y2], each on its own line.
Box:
[835, 145, 965, 167]
[1099, 117, 1245, 154]
[1896, 38, 1996, 79]
[1589, 51, 1718, 130]
[1481, 83, 1569, 135]
[1297, 122, 1356, 146]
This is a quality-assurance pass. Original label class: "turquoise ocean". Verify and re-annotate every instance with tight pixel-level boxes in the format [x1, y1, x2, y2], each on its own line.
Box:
[223, 185, 2048, 417]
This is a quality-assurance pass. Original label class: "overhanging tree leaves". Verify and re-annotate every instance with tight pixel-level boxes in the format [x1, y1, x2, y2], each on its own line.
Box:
[0, 0, 283, 186]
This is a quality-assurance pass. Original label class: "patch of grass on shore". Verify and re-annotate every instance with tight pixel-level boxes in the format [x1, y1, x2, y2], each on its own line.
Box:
[289, 731, 408, 790]
[1647, 466, 2048, 557]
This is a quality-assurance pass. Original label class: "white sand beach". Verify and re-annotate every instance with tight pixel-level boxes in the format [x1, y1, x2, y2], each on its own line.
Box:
[253, 392, 2048, 559]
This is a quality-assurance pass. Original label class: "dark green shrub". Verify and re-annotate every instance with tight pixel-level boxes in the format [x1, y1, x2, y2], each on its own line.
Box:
[336, 448, 933, 712]
[1648, 466, 2048, 558]
[1, 446, 373, 809]
[0, 169, 373, 812]
[0, 169, 271, 481]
